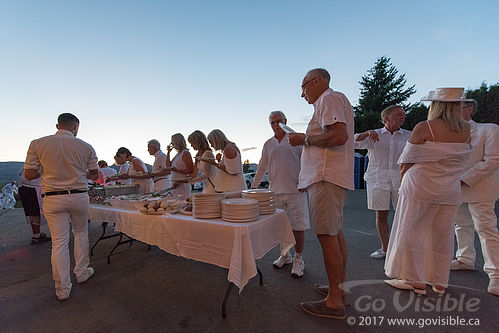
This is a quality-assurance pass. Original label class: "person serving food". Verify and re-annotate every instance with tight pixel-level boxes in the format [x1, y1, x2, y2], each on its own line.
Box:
[206, 129, 246, 192]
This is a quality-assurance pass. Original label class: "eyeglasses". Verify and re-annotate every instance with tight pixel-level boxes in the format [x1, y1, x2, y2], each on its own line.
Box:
[301, 77, 316, 89]
[269, 120, 284, 125]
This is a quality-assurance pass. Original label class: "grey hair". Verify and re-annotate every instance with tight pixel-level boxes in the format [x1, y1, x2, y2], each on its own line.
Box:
[148, 139, 161, 149]
[269, 110, 287, 121]
[306, 68, 331, 83]
[380, 105, 403, 124]
[462, 100, 477, 116]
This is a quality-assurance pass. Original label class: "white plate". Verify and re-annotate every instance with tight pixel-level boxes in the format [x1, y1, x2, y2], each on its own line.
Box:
[242, 189, 274, 195]
[279, 123, 296, 134]
[222, 216, 258, 223]
[221, 198, 258, 205]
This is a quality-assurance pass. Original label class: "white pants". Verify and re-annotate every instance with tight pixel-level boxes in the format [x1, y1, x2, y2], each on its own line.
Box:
[153, 177, 172, 193]
[454, 202, 499, 280]
[172, 183, 191, 200]
[43, 193, 90, 297]
[3, 193, 16, 209]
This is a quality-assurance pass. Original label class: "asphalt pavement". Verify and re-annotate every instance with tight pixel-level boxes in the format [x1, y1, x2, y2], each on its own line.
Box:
[1, 189, 498, 333]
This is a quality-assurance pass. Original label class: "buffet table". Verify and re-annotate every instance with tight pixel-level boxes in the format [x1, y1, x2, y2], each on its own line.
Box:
[89, 204, 295, 316]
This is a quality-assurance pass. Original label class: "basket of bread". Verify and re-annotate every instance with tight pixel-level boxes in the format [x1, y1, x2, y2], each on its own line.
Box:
[139, 198, 185, 215]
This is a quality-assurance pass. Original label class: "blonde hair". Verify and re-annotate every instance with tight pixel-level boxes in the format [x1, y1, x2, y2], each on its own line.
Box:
[207, 129, 231, 151]
[428, 101, 468, 132]
[380, 105, 403, 125]
[188, 130, 211, 152]
[171, 133, 187, 151]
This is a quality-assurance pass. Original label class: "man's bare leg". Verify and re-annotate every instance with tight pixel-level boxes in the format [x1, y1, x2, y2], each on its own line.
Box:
[293, 230, 305, 254]
[30, 216, 41, 236]
[375, 210, 389, 251]
[317, 234, 344, 309]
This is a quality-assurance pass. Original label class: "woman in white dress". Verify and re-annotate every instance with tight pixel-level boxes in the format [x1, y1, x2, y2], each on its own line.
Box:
[186, 130, 217, 193]
[116, 147, 153, 194]
[384, 88, 472, 295]
[206, 129, 246, 192]
[168, 133, 194, 200]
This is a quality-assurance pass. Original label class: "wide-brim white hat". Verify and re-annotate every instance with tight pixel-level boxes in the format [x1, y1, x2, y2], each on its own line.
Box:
[421, 87, 474, 102]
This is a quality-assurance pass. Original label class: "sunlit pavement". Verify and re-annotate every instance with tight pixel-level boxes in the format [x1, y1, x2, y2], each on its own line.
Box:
[1, 190, 497, 332]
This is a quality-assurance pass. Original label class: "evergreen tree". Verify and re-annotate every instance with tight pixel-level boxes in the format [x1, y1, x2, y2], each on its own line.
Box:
[355, 56, 416, 116]
[404, 103, 429, 130]
[465, 82, 499, 124]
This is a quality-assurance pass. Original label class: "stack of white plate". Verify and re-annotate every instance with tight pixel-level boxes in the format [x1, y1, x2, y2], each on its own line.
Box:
[192, 193, 225, 219]
[221, 198, 259, 222]
[242, 189, 275, 215]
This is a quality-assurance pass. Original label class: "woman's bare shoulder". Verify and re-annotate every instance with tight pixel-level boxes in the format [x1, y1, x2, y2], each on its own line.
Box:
[408, 121, 430, 144]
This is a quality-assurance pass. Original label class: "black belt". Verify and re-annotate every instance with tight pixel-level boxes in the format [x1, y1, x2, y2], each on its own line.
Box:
[42, 190, 88, 197]
[153, 178, 167, 183]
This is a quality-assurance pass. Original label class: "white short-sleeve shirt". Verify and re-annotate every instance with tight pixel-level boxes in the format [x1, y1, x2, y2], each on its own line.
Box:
[298, 88, 354, 190]
[354, 127, 411, 190]
[252, 135, 302, 194]
[25, 129, 98, 192]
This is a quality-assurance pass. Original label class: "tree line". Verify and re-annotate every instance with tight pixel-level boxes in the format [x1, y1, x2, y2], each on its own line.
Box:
[354, 56, 498, 134]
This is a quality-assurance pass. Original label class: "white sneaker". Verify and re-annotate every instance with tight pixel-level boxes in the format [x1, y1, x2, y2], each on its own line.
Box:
[77, 267, 95, 284]
[291, 256, 305, 278]
[273, 253, 293, 268]
[370, 249, 386, 259]
[488, 279, 499, 296]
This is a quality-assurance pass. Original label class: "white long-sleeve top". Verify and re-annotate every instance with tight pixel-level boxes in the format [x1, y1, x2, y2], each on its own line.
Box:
[461, 120, 499, 202]
[252, 134, 302, 194]
[354, 127, 411, 190]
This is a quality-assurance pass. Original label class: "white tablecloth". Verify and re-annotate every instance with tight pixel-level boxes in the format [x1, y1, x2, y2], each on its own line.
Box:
[89, 205, 295, 291]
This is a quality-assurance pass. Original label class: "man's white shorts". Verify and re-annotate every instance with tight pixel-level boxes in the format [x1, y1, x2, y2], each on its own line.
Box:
[367, 185, 399, 211]
[274, 192, 310, 231]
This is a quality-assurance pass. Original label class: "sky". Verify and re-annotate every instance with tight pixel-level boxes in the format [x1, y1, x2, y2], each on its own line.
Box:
[1, 0, 498, 166]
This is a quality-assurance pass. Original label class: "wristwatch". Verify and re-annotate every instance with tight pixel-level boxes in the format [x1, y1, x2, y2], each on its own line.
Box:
[304, 136, 310, 146]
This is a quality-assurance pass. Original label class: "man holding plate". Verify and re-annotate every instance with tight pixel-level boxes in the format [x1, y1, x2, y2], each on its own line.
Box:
[251, 110, 309, 278]
[289, 68, 354, 319]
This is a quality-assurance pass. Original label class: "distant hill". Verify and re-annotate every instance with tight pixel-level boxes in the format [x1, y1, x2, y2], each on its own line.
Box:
[0, 162, 24, 185]
[0, 161, 152, 185]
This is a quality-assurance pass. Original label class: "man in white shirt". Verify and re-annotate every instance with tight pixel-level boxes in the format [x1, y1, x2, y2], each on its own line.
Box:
[354, 105, 411, 259]
[2, 181, 17, 209]
[251, 111, 310, 278]
[147, 139, 172, 192]
[97, 160, 117, 185]
[289, 68, 354, 319]
[452, 100, 499, 296]
[24, 113, 99, 301]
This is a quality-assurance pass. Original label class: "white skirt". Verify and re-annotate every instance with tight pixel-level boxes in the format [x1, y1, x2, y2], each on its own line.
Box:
[384, 193, 458, 287]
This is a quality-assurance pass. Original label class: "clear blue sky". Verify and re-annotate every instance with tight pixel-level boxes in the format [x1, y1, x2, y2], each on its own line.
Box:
[1, 0, 498, 165]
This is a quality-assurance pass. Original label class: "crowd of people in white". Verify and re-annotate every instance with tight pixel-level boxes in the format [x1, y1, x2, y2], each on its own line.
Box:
[5, 68, 498, 319]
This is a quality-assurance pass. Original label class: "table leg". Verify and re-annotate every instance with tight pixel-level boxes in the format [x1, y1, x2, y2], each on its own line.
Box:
[91, 222, 108, 256]
[221, 265, 264, 318]
[107, 232, 134, 264]
[91, 222, 122, 256]
[257, 267, 263, 285]
[221, 283, 234, 318]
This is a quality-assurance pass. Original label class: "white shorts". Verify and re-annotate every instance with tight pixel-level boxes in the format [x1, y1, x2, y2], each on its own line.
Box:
[274, 192, 310, 231]
[367, 185, 399, 211]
